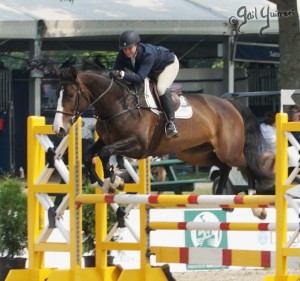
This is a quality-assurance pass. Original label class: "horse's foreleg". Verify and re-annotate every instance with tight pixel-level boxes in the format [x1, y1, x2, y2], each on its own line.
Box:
[83, 139, 104, 187]
[98, 145, 125, 193]
[97, 137, 145, 192]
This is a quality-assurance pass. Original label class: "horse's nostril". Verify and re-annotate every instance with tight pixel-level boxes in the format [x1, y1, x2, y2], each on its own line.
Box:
[59, 127, 65, 135]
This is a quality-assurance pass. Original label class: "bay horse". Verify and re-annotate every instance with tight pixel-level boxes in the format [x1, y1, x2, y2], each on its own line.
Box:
[52, 66, 275, 218]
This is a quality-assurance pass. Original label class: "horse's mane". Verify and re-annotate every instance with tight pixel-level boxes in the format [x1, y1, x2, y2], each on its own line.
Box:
[58, 63, 108, 85]
[58, 58, 143, 96]
[73, 62, 107, 74]
[59, 56, 108, 76]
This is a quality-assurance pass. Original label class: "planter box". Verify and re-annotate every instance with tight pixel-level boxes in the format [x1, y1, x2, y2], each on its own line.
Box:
[0, 257, 26, 281]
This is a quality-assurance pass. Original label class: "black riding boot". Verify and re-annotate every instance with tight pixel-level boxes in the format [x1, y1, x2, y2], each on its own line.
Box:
[160, 89, 178, 138]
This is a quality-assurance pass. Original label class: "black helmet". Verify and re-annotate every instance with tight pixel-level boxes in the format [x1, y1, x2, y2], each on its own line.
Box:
[119, 30, 140, 49]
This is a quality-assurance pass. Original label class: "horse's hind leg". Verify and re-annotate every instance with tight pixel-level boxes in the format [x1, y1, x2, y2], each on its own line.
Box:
[215, 164, 231, 195]
[246, 173, 267, 220]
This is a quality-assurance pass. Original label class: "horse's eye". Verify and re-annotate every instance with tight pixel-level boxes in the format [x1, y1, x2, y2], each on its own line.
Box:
[63, 91, 74, 100]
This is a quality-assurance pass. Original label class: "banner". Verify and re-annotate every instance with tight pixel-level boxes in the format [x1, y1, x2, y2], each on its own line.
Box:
[233, 42, 279, 64]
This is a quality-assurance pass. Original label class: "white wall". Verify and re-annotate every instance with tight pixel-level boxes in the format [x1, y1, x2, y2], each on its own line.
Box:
[176, 68, 248, 96]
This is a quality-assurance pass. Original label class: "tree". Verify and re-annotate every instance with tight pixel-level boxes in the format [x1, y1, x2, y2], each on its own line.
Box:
[268, 0, 300, 89]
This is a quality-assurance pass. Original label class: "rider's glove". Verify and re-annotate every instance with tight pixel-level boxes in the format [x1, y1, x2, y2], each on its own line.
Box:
[110, 70, 124, 79]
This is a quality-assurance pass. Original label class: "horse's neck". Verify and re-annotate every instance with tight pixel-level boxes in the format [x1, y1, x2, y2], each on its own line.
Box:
[114, 79, 143, 95]
[82, 73, 115, 100]
[88, 75, 133, 116]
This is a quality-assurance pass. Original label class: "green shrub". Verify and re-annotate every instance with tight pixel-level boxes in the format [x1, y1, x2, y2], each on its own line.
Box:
[0, 177, 27, 258]
[82, 184, 116, 254]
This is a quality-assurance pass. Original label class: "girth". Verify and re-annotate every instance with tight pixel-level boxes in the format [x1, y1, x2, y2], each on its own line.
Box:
[140, 115, 165, 158]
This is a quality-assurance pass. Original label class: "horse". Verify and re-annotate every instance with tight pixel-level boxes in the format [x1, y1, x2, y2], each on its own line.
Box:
[52, 66, 275, 219]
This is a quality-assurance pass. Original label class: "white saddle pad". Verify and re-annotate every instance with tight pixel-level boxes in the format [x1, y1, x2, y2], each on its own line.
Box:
[144, 78, 193, 119]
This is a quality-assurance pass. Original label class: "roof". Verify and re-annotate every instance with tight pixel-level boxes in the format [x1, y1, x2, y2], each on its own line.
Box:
[0, 0, 280, 37]
[0, 0, 290, 58]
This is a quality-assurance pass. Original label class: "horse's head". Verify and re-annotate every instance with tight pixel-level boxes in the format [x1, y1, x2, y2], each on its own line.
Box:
[52, 66, 90, 137]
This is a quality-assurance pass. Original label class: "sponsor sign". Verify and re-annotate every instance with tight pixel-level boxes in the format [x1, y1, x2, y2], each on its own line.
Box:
[233, 42, 279, 64]
[185, 210, 228, 270]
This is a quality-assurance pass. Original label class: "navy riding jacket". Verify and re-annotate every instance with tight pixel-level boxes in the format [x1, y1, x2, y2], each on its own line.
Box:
[113, 43, 175, 84]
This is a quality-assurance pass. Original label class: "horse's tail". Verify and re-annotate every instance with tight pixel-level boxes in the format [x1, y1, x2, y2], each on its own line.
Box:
[230, 100, 274, 181]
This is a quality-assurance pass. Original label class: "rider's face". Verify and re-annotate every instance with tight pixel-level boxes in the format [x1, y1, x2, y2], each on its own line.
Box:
[288, 111, 300, 122]
[123, 44, 137, 58]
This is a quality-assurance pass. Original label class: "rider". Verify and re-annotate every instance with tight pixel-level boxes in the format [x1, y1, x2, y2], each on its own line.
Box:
[110, 30, 179, 138]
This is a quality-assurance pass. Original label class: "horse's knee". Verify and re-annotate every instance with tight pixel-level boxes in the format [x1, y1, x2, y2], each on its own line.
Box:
[99, 147, 111, 159]
[83, 155, 92, 166]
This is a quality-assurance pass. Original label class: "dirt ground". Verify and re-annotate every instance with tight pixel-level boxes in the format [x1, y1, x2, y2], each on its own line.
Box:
[172, 269, 300, 281]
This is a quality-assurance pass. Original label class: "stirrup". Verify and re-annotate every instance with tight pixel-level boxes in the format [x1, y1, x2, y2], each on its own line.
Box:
[165, 121, 178, 138]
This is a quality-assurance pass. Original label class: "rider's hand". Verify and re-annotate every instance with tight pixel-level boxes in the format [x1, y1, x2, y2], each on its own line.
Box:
[110, 70, 124, 79]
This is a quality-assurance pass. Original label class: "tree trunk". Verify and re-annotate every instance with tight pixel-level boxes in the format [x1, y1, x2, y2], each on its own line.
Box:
[270, 0, 300, 89]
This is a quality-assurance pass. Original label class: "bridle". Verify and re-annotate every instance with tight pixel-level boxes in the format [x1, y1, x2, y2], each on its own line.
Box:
[56, 77, 114, 124]
[55, 81, 84, 124]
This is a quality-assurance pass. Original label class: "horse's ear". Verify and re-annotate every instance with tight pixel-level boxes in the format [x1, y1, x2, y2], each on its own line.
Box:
[69, 66, 77, 80]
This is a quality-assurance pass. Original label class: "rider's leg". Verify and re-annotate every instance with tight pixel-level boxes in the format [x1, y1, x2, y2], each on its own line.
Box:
[157, 55, 179, 138]
[160, 89, 178, 138]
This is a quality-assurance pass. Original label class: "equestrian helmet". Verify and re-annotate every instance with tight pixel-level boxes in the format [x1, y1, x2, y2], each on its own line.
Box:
[119, 30, 140, 49]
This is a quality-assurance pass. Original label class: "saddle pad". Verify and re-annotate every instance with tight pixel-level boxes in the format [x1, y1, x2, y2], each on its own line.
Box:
[144, 78, 193, 119]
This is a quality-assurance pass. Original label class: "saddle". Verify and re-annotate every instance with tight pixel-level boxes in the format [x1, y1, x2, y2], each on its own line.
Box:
[115, 78, 183, 112]
[148, 80, 182, 111]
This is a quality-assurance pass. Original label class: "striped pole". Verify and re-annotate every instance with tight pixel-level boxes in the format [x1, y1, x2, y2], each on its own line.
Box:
[150, 246, 274, 268]
[76, 194, 275, 208]
[149, 221, 298, 231]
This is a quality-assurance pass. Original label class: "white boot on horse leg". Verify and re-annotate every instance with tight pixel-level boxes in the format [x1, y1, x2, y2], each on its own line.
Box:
[102, 175, 125, 194]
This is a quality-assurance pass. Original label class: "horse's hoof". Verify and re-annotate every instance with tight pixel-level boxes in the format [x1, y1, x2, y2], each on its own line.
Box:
[258, 209, 267, 220]
[102, 176, 125, 193]
[116, 177, 125, 191]
[111, 175, 125, 191]
[101, 181, 113, 193]
[251, 208, 267, 220]
[91, 181, 102, 190]
[222, 208, 234, 212]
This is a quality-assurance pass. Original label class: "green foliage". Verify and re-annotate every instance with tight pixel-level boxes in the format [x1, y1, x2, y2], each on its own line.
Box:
[82, 184, 116, 254]
[212, 58, 224, 68]
[0, 50, 117, 72]
[0, 177, 27, 258]
[0, 52, 28, 71]
[82, 185, 95, 254]
[212, 58, 246, 69]
[82, 51, 117, 69]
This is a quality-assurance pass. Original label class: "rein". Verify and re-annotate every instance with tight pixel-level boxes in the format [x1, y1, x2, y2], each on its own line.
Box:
[56, 73, 152, 129]
[88, 77, 114, 108]
[55, 77, 114, 122]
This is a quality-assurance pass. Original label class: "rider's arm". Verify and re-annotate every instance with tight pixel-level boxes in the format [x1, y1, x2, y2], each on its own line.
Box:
[122, 52, 155, 84]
